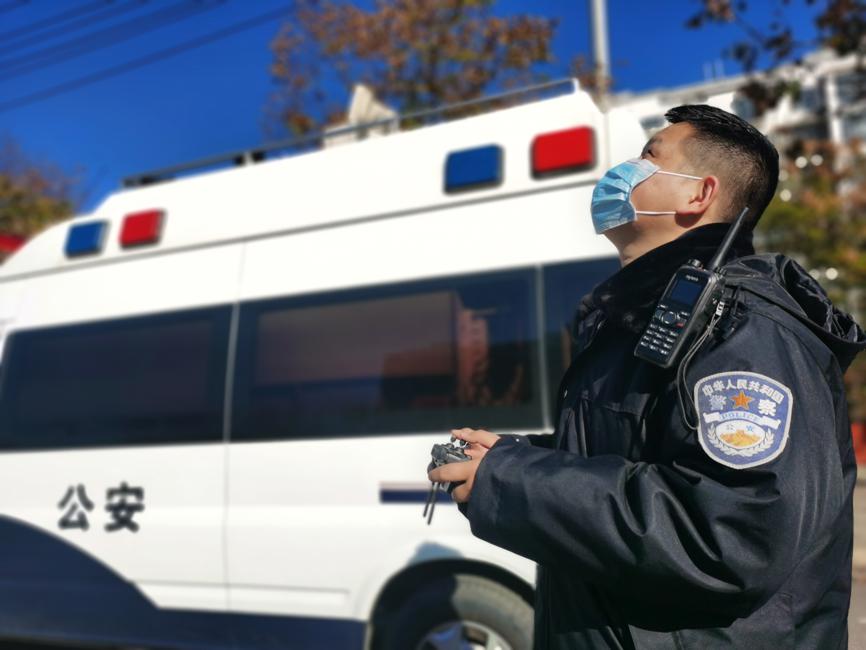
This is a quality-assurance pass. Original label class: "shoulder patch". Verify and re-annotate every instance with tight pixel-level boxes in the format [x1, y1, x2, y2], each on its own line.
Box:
[693, 371, 793, 470]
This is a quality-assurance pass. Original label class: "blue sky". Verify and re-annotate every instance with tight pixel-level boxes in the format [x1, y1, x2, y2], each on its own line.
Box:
[0, 0, 823, 213]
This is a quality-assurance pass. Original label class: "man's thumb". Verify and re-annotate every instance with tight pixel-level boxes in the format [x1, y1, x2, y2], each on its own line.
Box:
[451, 427, 499, 448]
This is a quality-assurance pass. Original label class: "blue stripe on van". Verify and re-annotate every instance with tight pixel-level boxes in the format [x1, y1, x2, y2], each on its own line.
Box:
[379, 487, 455, 504]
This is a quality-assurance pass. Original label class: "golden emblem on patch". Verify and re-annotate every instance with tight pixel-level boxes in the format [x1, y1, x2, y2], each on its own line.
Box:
[693, 371, 793, 469]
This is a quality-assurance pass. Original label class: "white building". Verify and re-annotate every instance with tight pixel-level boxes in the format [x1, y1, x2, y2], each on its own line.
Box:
[612, 50, 866, 150]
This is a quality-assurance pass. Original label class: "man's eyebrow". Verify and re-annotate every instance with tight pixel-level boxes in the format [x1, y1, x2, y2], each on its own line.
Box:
[641, 135, 661, 156]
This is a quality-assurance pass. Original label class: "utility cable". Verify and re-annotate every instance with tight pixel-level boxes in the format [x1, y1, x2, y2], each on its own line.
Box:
[0, 0, 110, 42]
[0, 0, 227, 79]
[0, 1, 148, 57]
[0, 4, 291, 114]
[0, 0, 28, 16]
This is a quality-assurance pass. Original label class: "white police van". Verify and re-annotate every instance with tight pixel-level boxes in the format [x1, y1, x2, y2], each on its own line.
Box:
[0, 79, 644, 650]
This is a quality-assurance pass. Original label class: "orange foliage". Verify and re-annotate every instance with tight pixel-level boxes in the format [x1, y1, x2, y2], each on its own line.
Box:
[266, 0, 558, 135]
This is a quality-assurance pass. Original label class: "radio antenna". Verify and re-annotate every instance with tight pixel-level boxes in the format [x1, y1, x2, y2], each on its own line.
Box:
[706, 206, 749, 272]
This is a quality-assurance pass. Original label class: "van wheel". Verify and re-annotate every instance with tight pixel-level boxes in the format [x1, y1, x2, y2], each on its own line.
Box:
[372, 574, 533, 650]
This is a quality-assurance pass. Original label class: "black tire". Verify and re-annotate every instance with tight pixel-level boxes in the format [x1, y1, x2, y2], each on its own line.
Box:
[372, 573, 533, 650]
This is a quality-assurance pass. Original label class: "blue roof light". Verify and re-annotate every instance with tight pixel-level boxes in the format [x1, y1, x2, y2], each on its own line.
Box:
[65, 221, 107, 258]
[444, 144, 503, 193]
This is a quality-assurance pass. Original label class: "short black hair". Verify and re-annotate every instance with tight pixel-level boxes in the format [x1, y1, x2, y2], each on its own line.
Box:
[664, 104, 779, 228]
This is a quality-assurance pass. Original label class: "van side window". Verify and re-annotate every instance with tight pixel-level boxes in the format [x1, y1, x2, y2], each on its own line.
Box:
[231, 269, 542, 440]
[542, 257, 620, 391]
[0, 307, 232, 450]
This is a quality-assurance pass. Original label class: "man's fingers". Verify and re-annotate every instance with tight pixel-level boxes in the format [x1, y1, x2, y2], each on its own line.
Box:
[428, 459, 477, 483]
[451, 482, 471, 503]
[451, 428, 500, 448]
[463, 443, 489, 460]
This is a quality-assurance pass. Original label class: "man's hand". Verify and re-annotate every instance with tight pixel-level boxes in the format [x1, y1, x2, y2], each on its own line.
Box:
[427, 428, 501, 503]
[452, 427, 501, 461]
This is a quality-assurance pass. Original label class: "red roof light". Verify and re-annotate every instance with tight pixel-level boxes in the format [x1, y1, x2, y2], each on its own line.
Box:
[532, 126, 595, 178]
[120, 210, 164, 249]
[0, 234, 25, 253]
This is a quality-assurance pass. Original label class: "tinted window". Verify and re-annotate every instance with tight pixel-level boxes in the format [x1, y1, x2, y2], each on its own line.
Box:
[0, 307, 231, 450]
[543, 257, 619, 392]
[232, 270, 541, 440]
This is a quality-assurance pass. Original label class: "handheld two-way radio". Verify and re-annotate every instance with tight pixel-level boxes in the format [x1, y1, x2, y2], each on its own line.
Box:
[634, 206, 750, 369]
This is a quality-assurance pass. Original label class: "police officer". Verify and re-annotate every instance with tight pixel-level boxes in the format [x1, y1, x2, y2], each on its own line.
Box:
[428, 104, 866, 648]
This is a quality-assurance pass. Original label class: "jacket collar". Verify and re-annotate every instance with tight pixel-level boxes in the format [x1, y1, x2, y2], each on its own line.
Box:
[576, 223, 755, 336]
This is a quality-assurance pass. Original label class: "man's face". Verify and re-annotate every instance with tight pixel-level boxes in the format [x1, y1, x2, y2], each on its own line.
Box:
[602, 121, 710, 252]
[629, 122, 701, 215]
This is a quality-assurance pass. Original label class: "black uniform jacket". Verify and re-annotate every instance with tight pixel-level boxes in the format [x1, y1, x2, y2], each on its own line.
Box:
[463, 224, 866, 649]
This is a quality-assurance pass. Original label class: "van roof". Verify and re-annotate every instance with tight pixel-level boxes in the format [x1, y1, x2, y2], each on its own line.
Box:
[1, 78, 632, 282]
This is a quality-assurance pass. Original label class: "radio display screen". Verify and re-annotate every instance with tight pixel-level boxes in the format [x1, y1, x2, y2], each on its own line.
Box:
[668, 278, 702, 307]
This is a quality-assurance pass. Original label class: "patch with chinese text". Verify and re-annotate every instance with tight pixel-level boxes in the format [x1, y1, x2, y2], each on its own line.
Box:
[694, 371, 792, 469]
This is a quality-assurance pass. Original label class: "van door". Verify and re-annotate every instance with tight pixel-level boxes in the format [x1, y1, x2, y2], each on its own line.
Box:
[0, 246, 240, 648]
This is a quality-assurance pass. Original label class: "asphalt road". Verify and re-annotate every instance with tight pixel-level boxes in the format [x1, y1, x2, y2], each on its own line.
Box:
[3, 589, 866, 649]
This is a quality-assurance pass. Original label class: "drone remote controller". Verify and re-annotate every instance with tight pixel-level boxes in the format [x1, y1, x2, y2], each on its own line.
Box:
[423, 437, 471, 525]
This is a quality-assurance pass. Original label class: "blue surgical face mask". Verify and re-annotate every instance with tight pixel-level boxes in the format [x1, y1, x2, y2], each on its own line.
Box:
[590, 158, 703, 234]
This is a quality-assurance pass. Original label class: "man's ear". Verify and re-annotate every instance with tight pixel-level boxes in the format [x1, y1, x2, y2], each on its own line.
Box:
[678, 175, 719, 217]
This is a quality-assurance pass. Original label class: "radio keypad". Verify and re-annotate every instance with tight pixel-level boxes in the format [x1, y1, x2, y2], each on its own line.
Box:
[638, 306, 686, 357]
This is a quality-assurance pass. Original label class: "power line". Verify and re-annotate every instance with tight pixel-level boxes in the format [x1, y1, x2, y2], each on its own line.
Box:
[0, 0, 111, 42]
[0, 0, 227, 78]
[0, 0, 224, 77]
[0, 0, 149, 57]
[0, 0, 28, 17]
[0, 0, 198, 64]
[0, 4, 292, 114]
